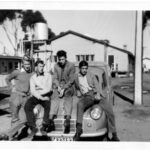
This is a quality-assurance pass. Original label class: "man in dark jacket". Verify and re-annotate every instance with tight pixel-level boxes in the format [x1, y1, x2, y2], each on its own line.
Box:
[50, 50, 75, 134]
[73, 60, 120, 141]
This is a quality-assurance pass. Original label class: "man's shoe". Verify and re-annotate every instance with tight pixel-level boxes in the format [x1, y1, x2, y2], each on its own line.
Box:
[46, 119, 55, 133]
[111, 133, 120, 141]
[73, 129, 83, 141]
[64, 118, 70, 134]
[40, 124, 48, 133]
[14, 125, 29, 141]
[73, 123, 83, 141]
[111, 136, 120, 141]
[0, 134, 9, 141]
[27, 127, 38, 139]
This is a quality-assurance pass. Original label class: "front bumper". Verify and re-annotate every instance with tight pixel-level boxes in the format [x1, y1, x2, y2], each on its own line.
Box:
[36, 127, 107, 138]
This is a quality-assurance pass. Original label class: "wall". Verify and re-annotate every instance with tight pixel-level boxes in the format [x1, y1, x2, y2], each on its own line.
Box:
[0, 59, 21, 74]
[38, 34, 130, 73]
[107, 47, 128, 72]
[50, 34, 105, 62]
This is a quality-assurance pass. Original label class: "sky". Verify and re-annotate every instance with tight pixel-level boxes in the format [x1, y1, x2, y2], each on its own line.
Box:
[40, 10, 136, 54]
[0, 10, 136, 55]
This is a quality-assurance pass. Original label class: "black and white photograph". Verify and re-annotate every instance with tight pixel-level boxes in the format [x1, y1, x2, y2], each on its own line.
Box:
[0, 1, 150, 149]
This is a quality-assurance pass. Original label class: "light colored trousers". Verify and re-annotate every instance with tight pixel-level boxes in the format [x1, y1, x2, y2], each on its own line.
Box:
[6, 92, 28, 139]
[50, 88, 73, 117]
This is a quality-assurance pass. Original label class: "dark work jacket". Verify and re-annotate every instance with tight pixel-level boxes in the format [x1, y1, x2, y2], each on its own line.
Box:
[53, 61, 75, 90]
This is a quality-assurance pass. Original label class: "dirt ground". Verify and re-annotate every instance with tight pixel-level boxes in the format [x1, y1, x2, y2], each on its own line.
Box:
[114, 95, 150, 141]
[112, 73, 150, 141]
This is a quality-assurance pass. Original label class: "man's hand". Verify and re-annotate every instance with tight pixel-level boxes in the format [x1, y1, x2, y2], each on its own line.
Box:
[57, 86, 62, 93]
[95, 93, 101, 101]
[37, 95, 49, 101]
[42, 96, 49, 101]
[76, 90, 82, 97]
[58, 89, 65, 98]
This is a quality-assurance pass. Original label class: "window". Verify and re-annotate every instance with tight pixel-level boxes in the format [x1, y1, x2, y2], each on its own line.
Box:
[76, 54, 95, 62]
[54, 55, 57, 62]
[86, 55, 89, 61]
[81, 55, 85, 61]
[1, 61, 8, 73]
[9, 62, 13, 70]
[102, 72, 107, 89]
[76, 55, 80, 62]
[14, 62, 18, 69]
[4, 66, 7, 72]
[91, 55, 94, 61]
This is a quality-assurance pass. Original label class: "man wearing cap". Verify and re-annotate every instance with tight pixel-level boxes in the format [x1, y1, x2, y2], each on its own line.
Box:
[0, 55, 33, 140]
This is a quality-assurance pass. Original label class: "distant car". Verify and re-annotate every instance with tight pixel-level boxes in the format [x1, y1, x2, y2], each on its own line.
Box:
[34, 62, 114, 141]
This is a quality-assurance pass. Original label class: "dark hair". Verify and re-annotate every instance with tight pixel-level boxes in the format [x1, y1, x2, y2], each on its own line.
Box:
[35, 60, 44, 67]
[56, 50, 67, 58]
[79, 60, 88, 68]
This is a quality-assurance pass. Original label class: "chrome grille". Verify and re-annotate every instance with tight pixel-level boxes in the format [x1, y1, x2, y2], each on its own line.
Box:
[54, 119, 76, 132]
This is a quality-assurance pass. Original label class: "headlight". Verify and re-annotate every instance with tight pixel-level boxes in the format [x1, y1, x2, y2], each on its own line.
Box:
[90, 107, 102, 120]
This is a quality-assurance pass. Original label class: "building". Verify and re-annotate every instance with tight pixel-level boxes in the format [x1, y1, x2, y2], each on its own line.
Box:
[143, 57, 150, 73]
[0, 55, 22, 87]
[0, 55, 22, 74]
[47, 30, 134, 76]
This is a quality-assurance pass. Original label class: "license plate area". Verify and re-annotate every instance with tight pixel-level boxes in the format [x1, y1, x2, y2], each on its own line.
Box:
[51, 136, 73, 141]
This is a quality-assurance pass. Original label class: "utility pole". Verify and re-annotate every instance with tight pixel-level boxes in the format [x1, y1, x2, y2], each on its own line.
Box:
[134, 11, 143, 105]
[104, 40, 109, 64]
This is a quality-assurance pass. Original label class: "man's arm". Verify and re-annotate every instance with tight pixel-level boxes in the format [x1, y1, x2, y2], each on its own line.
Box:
[5, 70, 19, 87]
[92, 74, 105, 99]
[63, 64, 75, 90]
[53, 65, 60, 88]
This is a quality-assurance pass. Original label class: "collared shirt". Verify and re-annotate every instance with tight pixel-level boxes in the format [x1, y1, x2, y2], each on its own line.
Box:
[30, 72, 52, 99]
[78, 73, 92, 94]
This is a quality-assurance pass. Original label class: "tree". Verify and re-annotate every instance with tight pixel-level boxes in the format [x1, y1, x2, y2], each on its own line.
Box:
[21, 10, 47, 33]
[21, 10, 56, 50]
[143, 11, 150, 29]
[0, 10, 22, 55]
[0, 10, 56, 55]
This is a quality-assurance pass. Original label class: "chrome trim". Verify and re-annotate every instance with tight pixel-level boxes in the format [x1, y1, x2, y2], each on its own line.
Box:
[46, 128, 107, 138]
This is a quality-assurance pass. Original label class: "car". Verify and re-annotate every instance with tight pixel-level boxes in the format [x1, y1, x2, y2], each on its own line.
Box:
[34, 61, 114, 141]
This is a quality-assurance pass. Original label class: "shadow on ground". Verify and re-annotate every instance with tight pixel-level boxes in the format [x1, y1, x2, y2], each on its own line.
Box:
[122, 106, 150, 121]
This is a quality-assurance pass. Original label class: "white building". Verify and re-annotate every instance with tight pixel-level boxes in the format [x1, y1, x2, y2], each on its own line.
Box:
[47, 30, 134, 75]
[143, 20, 150, 72]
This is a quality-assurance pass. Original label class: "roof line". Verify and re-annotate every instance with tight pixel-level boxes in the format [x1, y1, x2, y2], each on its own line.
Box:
[143, 57, 150, 60]
[49, 30, 134, 57]
[0, 55, 22, 59]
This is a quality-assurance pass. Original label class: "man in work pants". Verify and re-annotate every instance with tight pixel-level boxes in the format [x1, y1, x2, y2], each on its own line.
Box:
[24, 60, 52, 136]
[0, 56, 33, 140]
[50, 50, 75, 134]
[73, 60, 120, 141]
